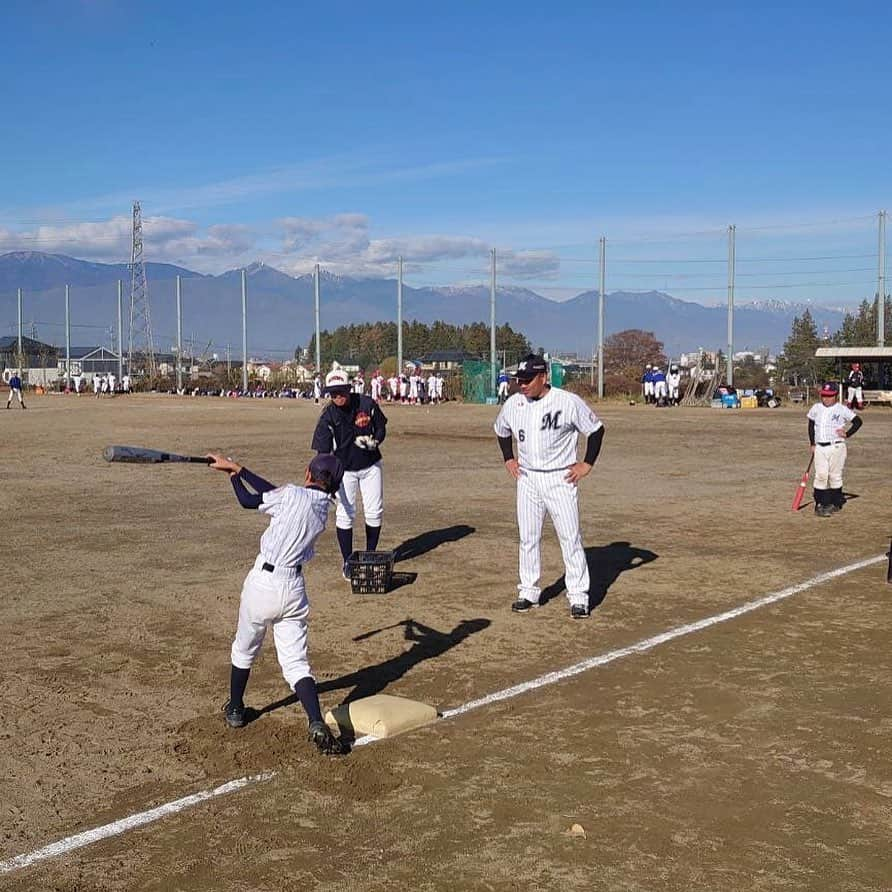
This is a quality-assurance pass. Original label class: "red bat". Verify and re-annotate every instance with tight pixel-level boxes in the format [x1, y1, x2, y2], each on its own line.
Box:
[791, 455, 814, 512]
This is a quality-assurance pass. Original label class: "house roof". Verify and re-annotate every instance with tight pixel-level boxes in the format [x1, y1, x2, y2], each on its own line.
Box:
[815, 347, 892, 359]
[0, 335, 57, 352]
[69, 346, 121, 360]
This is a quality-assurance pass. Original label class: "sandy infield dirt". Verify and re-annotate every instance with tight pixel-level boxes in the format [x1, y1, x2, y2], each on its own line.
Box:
[1, 393, 890, 891]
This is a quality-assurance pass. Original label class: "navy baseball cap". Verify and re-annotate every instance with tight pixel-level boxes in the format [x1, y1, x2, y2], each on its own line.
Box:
[514, 354, 548, 381]
[308, 453, 344, 493]
[820, 381, 839, 397]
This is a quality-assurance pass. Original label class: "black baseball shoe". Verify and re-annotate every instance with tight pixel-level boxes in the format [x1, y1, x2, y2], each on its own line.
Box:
[223, 700, 247, 728]
[308, 720, 348, 756]
[511, 598, 539, 613]
[342, 562, 351, 582]
[570, 604, 590, 619]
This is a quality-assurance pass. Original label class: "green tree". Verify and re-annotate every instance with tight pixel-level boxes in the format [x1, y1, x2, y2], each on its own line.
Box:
[306, 320, 530, 372]
[778, 309, 832, 386]
[834, 295, 891, 347]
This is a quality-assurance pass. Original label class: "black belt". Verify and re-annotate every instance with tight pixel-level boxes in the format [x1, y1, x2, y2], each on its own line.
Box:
[262, 561, 301, 573]
[816, 442, 839, 447]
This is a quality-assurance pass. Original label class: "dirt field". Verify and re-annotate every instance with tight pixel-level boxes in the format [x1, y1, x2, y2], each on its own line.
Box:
[2, 393, 890, 891]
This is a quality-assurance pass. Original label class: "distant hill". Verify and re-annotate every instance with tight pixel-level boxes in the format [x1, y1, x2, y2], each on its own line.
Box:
[0, 251, 203, 292]
[0, 251, 852, 357]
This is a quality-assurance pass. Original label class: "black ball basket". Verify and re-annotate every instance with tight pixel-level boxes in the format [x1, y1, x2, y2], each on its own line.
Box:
[346, 550, 395, 594]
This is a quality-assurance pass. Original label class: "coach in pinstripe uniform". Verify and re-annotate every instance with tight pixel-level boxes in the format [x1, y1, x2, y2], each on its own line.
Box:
[494, 354, 606, 619]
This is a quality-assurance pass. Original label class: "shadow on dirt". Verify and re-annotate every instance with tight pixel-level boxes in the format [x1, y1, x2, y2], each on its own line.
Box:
[255, 617, 490, 721]
[539, 541, 658, 610]
[392, 525, 475, 562]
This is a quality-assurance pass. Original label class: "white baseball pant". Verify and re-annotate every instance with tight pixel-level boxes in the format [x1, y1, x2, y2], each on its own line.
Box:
[814, 442, 846, 489]
[336, 462, 384, 529]
[230, 556, 312, 687]
[516, 470, 589, 608]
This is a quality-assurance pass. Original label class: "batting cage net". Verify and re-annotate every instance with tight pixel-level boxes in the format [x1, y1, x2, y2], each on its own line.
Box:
[461, 360, 497, 403]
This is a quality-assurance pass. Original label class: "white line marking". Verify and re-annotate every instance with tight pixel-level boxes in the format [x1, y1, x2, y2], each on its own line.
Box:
[441, 554, 886, 720]
[0, 773, 275, 875]
[1, 553, 884, 875]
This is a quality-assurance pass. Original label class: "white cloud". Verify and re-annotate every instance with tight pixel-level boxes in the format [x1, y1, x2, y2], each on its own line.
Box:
[0, 216, 257, 270]
[0, 216, 133, 258]
[496, 249, 560, 279]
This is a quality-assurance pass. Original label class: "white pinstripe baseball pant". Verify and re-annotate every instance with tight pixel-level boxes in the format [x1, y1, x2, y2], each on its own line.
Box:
[516, 470, 589, 607]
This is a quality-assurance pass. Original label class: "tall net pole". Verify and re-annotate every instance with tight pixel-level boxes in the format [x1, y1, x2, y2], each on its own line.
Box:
[598, 237, 606, 398]
[490, 249, 497, 398]
[878, 210, 886, 347]
[727, 224, 736, 386]
[127, 201, 156, 378]
[397, 257, 403, 375]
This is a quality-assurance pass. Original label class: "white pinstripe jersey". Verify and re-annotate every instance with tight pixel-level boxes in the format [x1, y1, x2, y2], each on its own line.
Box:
[494, 387, 603, 471]
[257, 485, 332, 567]
[806, 401, 856, 444]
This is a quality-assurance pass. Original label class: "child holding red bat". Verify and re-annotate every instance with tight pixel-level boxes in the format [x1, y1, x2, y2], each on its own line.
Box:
[806, 382, 863, 517]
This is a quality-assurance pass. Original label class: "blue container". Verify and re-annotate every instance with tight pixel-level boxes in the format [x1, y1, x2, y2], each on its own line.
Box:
[722, 394, 739, 408]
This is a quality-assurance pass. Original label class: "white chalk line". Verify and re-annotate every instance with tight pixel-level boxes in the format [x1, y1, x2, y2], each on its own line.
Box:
[1, 552, 885, 876]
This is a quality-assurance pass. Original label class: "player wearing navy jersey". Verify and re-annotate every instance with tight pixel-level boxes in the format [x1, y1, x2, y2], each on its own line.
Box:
[206, 451, 348, 755]
[846, 363, 864, 410]
[312, 368, 388, 577]
[494, 354, 605, 619]
[6, 373, 25, 409]
[642, 364, 654, 404]
[807, 381, 862, 516]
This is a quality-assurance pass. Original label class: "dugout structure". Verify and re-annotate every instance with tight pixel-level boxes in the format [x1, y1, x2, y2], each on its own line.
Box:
[814, 346, 892, 406]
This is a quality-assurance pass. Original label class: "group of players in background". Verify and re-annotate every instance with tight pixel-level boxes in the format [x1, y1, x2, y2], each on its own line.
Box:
[640, 363, 683, 406]
[313, 367, 448, 405]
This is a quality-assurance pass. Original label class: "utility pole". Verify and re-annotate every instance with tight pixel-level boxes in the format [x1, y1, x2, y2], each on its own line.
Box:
[727, 224, 736, 386]
[878, 209, 887, 346]
[117, 280, 124, 382]
[598, 237, 606, 398]
[64, 285, 71, 389]
[17, 288, 23, 369]
[176, 275, 183, 393]
[397, 257, 403, 376]
[241, 269, 248, 393]
[489, 249, 498, 397]
[314, 263, 321, 373]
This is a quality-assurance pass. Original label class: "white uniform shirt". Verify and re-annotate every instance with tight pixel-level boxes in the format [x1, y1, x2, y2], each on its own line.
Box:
[807, 401, 856, 445]
[494, 387, 603, 471]
[258, 485, 332, 567]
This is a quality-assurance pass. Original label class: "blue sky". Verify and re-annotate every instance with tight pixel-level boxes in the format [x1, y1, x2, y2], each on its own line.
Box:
[1, 1, 889, 304]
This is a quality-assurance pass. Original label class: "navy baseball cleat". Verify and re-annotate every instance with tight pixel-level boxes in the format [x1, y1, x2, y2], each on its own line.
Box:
[570, 604, 590, 619]
[308, 720, 348, 756]
[511, 598, 539, 612]
[223, 700, 247, 728]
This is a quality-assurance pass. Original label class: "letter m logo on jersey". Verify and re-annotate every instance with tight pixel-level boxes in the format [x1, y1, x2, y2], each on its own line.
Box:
[540, 410, 563, 430]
